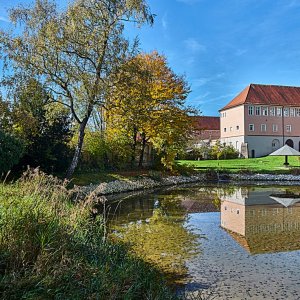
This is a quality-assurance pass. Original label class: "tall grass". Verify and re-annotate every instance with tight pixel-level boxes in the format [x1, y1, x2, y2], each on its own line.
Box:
[0, 169, 175, 299]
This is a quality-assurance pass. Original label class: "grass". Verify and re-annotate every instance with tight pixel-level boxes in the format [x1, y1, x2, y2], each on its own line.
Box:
[0, 169, 176, 300]
[177, 156, 300, 174]
[71, 169, 155, 186]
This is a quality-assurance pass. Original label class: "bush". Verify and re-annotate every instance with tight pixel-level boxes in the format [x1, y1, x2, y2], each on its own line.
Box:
[209, 141, 239, 160]
[0, 169, 176, 299]
[0, 131, 24, 175]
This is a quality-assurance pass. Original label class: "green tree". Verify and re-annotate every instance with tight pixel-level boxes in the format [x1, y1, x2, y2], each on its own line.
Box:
[11, 79, 73, 172]
[0, 131, 24, 175]
[0, 95, 12, 132]
[0, 0, 153, 178]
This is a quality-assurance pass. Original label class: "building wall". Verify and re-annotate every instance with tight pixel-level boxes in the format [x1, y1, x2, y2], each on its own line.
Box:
[221, 200, 246, 235]
[221, 136, 245, 153]
[244, 104, 300, 137]
[221, 104, 300, 157]
[244, 135, 300, 157]
[220, 105, 245, 138]
[245, 204, 300, 236]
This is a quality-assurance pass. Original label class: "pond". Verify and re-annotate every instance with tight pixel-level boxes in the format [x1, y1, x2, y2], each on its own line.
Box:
[99, 184, 300, 299]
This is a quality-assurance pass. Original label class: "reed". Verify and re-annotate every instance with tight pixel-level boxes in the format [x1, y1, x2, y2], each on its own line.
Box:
[0, 169, 175, 299]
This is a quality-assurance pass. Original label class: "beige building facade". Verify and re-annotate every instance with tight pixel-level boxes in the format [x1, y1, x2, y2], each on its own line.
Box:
[220, 84, 300, 157]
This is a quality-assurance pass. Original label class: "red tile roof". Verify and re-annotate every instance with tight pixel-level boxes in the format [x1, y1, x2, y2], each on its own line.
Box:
[220, 84, 300, 111]
[192, 116, 220, 130]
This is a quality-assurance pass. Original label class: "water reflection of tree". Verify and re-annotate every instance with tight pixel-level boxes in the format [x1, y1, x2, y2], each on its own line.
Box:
[111, 195, 200, 283]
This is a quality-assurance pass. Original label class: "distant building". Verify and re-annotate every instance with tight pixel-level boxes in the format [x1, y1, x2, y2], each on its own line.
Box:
[220, 84, 300, 157]
[191, 116, 220, 146]
[220, 187, 300, 254]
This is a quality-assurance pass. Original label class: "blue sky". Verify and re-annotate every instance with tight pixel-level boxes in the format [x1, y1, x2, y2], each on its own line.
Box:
[1, 0, 300, 115]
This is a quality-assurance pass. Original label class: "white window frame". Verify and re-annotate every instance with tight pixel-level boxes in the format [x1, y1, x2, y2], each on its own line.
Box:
[262, 107, 268, 116]
[276, 107, 282, 116]
[290, 108, 295, 117]
[249, 124, 254, 131]
[296, 108, 300, 117]
[269, 107, 275, 116]
[255, 106, 261, 116]
[284, 108, 289, 117]
[261, 124, 267, 132]
[248, 106, 254, 115]
[286, 125, 292, 132]
[272, 124, 278, 132]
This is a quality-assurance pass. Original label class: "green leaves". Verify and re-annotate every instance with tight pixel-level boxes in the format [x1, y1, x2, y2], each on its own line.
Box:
[1, 0, 153, 176]
[0, 131, 24, 175]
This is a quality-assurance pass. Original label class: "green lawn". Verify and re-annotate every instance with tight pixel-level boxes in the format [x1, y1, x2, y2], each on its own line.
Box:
[177, 156, 300, 174]
[71, 170, 153, 186]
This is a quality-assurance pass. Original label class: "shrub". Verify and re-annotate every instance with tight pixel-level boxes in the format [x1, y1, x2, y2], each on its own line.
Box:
[0, 131, 24, 175]
[79, 131, 108, 171]
[209, 141, 239, 160]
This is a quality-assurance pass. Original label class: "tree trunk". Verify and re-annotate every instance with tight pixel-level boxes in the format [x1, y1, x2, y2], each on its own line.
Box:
[131, 127, 138, 167]
[66, 118, 88, 179]
[138, 133, 147, 168]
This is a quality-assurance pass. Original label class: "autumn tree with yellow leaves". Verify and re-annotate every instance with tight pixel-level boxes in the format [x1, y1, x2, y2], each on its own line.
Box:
[106, 51, 195, 170]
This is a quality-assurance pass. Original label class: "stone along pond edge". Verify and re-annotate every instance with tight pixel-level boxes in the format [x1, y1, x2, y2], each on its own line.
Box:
[76, 173, 300, 198]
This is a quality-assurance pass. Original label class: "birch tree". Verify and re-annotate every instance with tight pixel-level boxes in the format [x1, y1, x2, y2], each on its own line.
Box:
[0, 0, 153, 178]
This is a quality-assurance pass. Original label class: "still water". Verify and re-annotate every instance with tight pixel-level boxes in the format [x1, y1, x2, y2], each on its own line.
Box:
[101, 185, 300, 300]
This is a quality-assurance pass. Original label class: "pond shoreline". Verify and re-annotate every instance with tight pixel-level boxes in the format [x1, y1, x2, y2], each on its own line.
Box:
[77, 172, 300, 198]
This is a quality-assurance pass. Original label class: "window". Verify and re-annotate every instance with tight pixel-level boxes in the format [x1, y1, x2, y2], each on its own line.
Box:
[272, 139, 280, 148]
[255, 106, 261, 116]
[236, 125, 240, 130]
[273, 124, 278, 132]
[230, 127, 233, 132]
[262, 107, 268, 116]
[261, 124, 267, 132]
[269, 107, 275, 116]
[249, 124, 254, 131]
[248, 106, 254, 115]
[286, 125, 292, 132]
[261, 209, 267, 216]
[296, 108, 300, 117]
[237, 209, 240, 215]
[284, 108, 289, 117]
[276, 107, 282, 116]
[224, 128, 227, 132]
[290, 108, 295, 117]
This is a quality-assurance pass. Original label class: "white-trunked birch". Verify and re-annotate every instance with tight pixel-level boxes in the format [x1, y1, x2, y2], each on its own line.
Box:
[0, 0, 153, 178]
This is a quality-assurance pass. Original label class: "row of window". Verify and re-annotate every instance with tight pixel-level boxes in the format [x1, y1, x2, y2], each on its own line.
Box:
[223, 125, 240, 133]
[249, 124, 292, 132]
[223, 124, 292, 133]
[248, 106, 300, 117]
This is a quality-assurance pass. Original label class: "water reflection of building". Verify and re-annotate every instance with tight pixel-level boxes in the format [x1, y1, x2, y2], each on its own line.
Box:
[220, 187, 300, 254]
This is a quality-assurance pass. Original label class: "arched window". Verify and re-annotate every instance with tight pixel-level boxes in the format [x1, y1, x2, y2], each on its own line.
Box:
[285, 139, 294, 148]
[272, 139, 280, 150]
